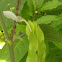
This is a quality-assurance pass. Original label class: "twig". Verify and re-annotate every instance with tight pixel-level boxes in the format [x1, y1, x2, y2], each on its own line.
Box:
[11, 0, 20, 41]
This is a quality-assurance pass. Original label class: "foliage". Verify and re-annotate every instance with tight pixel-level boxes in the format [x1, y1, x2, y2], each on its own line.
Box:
[0, 0, 62, 62]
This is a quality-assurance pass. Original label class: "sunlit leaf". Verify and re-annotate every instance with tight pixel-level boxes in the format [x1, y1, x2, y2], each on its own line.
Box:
[41, 0, 62, 11]
[36, 15, 57, 24]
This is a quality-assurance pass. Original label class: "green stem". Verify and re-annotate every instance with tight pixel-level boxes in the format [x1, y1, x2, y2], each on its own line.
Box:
[8, 43, 15, 62]
[23, 20, 32, 32]
[0, 12, 15, 62]
[18, 19, 32, 32]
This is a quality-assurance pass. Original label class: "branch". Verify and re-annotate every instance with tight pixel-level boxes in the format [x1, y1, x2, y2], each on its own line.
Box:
[11, 0, 20, 41]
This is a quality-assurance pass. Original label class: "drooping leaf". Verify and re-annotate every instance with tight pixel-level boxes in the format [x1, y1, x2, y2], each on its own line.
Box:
[36, 24, 46, 62]
[26, 21, 46, 62]
[26, 21, 38, 62]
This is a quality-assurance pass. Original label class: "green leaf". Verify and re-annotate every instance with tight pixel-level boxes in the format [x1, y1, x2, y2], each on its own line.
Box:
[36, 0, 44, 10]
[19, 0, 26, 11]
[0, 37, 29, 62]
[15, 23, 26, 35]
[41, 0, 62, 11]
[26, 0, 34, 11]
[50, 13, 62, 28]
[26, 21, 46, 62]
[53, 30, 62, 49]
[26, 0, 44, 10]
[46, 42, 62, 62]
[53, 41, 62, 50]
[15, 37, 29, 62]
[36, 15, 57, 24]
[36, 24, 46, 62]
[39, 24, 62, 42]
[26, 21, 38, 62]
[21, 2, 33, 20]
[20, 53, 28, 62]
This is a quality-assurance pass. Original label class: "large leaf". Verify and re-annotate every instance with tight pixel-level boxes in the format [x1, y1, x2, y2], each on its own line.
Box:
[0, 37, 29, 62]
[39, 24, 62, 42]
[26, 21, 38, 62]
[41, 0, 62, 11]
[26, 21, 46, 62]
[36, 15, 57, 24]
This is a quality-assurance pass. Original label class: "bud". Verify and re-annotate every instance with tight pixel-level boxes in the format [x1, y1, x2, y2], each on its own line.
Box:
[3, 11, 32, 32]
[3, 11, 18, 21]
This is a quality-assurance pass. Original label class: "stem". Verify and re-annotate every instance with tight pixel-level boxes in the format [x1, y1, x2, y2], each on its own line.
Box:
[23, 20, 32, 32]
[18, 19, 32, 32]
[0, 12, 15, 62]
[11, 0, 20, 41]
[8, 43, 15, 62]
